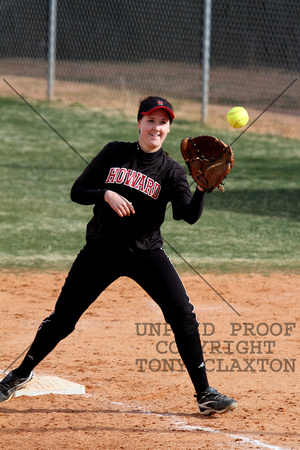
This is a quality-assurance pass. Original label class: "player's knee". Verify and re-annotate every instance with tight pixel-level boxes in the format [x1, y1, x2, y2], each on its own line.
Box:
[168, 312, 199, 336]
[38, 312, 76, 340]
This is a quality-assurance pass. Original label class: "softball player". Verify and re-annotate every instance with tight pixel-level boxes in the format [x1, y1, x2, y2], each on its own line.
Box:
[0, 96, 237, 415]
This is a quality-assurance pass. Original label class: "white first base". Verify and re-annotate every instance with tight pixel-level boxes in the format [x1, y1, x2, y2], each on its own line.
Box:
[1, 373, 85, 398]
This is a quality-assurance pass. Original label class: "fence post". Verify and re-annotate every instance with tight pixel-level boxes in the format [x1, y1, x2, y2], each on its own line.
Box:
[47, 0, 57, 99]
[201, 0, 212, 122]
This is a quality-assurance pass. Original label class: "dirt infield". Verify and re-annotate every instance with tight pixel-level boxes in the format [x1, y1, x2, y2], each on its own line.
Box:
[0, 271, 299, 449]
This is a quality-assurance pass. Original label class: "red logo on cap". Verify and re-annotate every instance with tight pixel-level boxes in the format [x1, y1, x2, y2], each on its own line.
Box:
[157, 100, 164, 106]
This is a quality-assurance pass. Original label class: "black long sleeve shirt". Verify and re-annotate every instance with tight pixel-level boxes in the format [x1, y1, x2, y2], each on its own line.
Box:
[71, 141, 205, 251]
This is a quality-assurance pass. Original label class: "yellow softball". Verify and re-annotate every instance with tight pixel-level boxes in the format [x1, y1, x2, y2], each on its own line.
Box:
[227, 106, 249, 128]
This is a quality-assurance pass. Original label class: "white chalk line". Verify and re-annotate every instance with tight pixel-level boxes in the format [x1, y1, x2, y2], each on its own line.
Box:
[110, 401, 291, 450]
[172, 421, 289, 450]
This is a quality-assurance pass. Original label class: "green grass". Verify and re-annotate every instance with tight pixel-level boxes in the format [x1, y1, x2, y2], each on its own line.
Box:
[1, 96, 299, 273]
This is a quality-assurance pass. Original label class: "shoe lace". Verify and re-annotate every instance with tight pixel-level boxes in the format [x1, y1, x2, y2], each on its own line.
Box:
[0, 381, 12, 392]
[205, 391, 225, 401]
[195, 390, 226, 402]
[0, 376, 20, 391]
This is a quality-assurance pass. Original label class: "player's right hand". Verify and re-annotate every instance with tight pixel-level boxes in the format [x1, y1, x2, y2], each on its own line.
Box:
[104, 190, 135, 217]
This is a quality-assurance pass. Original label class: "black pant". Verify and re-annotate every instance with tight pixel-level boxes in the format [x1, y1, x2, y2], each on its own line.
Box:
[19, 243, 209, 394]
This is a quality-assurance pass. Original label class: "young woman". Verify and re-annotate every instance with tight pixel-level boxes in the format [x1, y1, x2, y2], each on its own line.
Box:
[0, 96, 237, 415]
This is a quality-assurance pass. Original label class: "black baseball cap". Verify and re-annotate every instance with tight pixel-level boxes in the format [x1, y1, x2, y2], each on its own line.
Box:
[137, 96, 175, 122]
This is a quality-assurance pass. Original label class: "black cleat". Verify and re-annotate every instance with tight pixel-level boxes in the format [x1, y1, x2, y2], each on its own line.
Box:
[196, 387, 237, 415]
[0, 370, 34, 403]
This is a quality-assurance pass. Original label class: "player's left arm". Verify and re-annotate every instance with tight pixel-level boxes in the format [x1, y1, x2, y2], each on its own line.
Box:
[170, 168, 206, 224]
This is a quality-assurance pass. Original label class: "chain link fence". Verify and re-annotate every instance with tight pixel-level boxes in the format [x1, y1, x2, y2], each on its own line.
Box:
[1, 0, 299, 136]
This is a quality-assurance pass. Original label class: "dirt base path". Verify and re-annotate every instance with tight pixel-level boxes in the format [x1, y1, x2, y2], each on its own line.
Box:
[0, 271, 299, 449]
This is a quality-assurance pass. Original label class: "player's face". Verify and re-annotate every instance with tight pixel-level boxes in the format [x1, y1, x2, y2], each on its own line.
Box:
[137, 109, 171, 153]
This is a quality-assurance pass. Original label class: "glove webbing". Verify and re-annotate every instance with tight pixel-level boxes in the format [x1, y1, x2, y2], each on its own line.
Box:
[188, 137, 224, 162]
